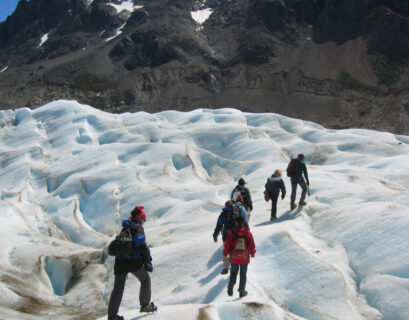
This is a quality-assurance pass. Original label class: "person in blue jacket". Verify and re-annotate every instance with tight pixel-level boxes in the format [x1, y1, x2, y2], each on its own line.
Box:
[290, 154, 310, 210]
[107, 206, 157, 320]
[213, 200, 238, 275]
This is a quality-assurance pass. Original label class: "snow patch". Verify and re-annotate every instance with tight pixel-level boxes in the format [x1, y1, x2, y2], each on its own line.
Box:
[105, 23, 126, 42]
[108, 0, 143, 14]
[38, 32, 49, 47]
[191, 8, 213, 24]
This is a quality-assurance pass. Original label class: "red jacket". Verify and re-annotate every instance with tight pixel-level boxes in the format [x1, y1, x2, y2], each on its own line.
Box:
[223, 226, 256, 265]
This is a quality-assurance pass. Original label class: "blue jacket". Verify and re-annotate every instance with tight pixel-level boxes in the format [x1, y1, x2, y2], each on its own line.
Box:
[235, 202, 248, 223]
[298, 160, 309, 185]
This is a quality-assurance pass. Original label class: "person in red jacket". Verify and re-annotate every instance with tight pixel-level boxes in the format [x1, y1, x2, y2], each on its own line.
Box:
[223, 214, 256, 298]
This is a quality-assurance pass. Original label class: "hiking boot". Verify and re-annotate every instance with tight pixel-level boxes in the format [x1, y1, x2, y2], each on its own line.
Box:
[239, 290, 248, 298]
[110, 316, 124, 320]
[270, 216, 277, 221]
[299, 201, 307, 206]
[221, 268, 228, 275]
[290, 204, 297, 210]
[227, 285, 233, 296]
[140, 302, 157, 313]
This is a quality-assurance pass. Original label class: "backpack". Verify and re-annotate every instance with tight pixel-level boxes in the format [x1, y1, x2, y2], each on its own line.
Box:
[231, 231, 248, 259]
[239, 205, 247, 219]
[232, 186, 251, 210]
[286, 158, 299, 178]
[264, 190, 270, 202]
[231, 187, 243, 202]
[225, 210, 238, 232]
[108, 227, 134, 257]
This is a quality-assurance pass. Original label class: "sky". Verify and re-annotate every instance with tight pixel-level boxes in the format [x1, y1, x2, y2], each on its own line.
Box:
[0, 100, 409, 320]
[0, 0, 19, 22]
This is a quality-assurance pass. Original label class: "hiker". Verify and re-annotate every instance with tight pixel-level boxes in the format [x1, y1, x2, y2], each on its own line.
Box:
[107, 206, 157, 320]
[224, 214, 256, 298]
[234, 194, 248, 223]
[289, 154, 310, 210]
[231, 178, 253, 220]
[213, 200, 238, 274]
[264, 169, 286, 220]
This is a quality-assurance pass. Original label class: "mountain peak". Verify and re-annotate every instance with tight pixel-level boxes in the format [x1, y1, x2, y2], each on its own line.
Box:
[0, 0, 408, 134]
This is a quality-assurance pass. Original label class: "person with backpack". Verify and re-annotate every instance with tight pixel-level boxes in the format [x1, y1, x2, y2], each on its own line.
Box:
[231, 178, 253, 220]
[287, 153, 310, 210]
[234, 194, 248, 223]
[264, 169, 286, 220]
[107, 206, 157, 320]
[223, 214, 256, 298]
[213, 200, 238, 274]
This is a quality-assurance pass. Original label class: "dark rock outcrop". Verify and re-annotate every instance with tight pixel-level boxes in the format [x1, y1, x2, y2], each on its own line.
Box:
[0, 0, 408, 134]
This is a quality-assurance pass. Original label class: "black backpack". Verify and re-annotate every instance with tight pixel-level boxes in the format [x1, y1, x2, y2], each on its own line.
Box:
[108, 227, 135, 257]
[286, 158, 299, 178]
[225, 210, 238, 232]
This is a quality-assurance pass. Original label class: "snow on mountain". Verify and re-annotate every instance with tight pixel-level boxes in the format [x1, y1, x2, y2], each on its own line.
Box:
[108, 0, 143, 14]
[37, 32, 49, 47]
[191, 8, 213, 25]
[0, 100, 408, 319]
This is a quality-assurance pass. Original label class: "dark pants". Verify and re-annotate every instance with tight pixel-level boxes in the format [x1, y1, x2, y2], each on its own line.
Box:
[228, 263, 248, 291]
[270, 192, 279, 218]
[290, 177, 307, 206]
[108, 268, 151, 320]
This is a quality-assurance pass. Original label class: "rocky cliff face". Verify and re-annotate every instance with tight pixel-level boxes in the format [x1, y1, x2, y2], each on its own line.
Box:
[0, 0, 408, 134]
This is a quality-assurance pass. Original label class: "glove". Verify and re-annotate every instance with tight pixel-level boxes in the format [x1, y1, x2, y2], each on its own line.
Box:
[281, 195, 285, 200]
[144, 261, 153, 272]
[249, 205, 253, 211]
[251, 254, 255, 258]
[143, 256, 153, 272]
[213, 234, 218, 243]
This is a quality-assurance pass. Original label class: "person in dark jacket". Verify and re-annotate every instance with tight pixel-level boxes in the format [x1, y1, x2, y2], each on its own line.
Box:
[107, 206, 157, 320]
[213, 200, 237, 275]
[223, 214, 256, 298]
[290, 154, 310, 210]
[265, 169, 286, 220]
[231, 178, 253, 220]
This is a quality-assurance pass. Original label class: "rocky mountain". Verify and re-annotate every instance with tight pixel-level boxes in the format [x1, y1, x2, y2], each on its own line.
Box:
[0, 0, 409, 134]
